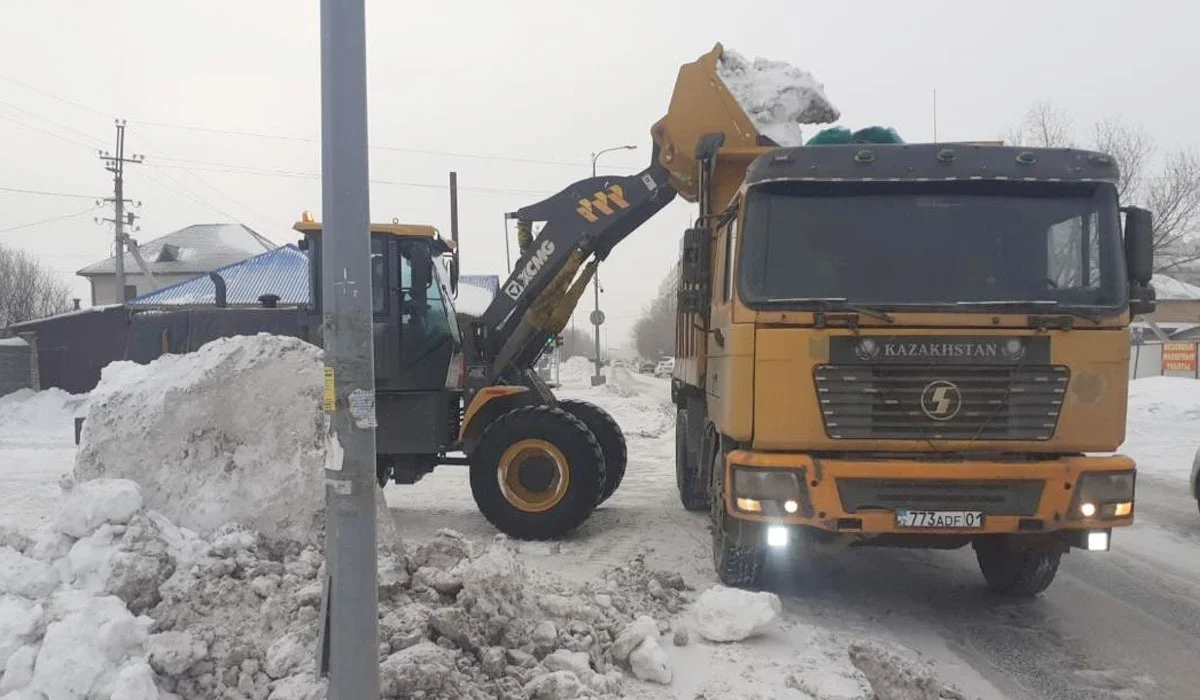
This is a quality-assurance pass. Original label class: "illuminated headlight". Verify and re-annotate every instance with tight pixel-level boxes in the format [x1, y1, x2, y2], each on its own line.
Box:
[766, 526, 789, 547]
[1086, 530, 1110, 552]
[1070, 471, 1135, 521]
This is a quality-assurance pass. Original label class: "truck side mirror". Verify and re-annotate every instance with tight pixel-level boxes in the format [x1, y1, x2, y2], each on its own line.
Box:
[1123, 206, 1154, 286]
[678, 227, 711, 315]
[1122, 206, 1156, 316]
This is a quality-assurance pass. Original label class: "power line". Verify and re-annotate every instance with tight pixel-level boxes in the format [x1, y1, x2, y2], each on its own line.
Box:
[134, 118, 637, 171]
[0, 111, 99, 151]
[0, 72, 112, 119]
[0, 185, 98, 199]
[0, 206, 101, 235]
[0, 98, 105, 145]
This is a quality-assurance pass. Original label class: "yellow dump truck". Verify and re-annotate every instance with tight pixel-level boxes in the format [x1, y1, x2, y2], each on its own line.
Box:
[660, 45, 1157, 594]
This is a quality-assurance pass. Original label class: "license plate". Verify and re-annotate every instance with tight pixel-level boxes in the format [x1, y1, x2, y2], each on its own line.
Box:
[895, 509, 985, 529]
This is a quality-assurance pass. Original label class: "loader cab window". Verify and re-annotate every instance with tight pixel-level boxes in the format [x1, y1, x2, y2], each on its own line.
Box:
[371, 235, 387, 316]
[397, 240, 457, 365]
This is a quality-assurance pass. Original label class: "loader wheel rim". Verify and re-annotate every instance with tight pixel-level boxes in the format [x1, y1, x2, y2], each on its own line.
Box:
[497, 439, 570, 513]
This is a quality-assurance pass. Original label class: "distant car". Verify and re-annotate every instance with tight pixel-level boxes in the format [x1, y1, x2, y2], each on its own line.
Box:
[637, 361, 655, 374]
[654, 357, 675, 378]
[1191, 446, 1200, 515]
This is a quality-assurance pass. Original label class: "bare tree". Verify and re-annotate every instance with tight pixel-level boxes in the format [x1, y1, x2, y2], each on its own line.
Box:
[1008, 102, 1200, 273]
[1006, 101, 1075, 149]
[0, 243, 73, 328]
[632, 266, 678, 360]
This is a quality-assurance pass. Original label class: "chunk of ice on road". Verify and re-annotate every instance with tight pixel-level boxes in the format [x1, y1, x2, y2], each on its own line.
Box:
[693, 585, 782, 642]
[716, 47, 840, 147]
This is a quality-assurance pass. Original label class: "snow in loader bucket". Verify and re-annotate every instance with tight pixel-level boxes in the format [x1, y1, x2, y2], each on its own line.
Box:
[714, 47, 841, 147]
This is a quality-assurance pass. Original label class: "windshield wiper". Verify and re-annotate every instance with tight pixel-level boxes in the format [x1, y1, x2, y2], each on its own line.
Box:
[766, 297, 894, 324]
[954, 300, 1102, 324]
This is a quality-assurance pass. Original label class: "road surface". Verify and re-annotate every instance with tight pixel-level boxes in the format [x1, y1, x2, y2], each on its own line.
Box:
[389, 365, 1200, 699]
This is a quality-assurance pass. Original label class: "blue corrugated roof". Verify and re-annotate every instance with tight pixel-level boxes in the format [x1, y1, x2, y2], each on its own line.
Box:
[129, 246, 503, 310]
[129, 245, 309, 307]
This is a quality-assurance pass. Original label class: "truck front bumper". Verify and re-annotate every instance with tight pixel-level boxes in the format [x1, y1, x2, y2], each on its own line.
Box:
[722, 450, 1135, 542]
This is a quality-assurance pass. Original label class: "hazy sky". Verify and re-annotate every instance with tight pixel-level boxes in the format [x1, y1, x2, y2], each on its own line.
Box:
[2, 0, 1197, 345]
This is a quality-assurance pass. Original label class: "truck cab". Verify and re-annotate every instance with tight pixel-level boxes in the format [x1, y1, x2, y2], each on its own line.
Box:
[671, 143, 1156, 595]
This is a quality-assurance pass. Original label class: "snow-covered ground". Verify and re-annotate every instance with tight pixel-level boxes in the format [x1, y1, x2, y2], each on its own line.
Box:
[2, 343, 1199, 699]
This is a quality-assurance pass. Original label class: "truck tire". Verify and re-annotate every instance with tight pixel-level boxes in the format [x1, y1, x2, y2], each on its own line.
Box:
[470, 405, 606, 540]
[559, 399, 626, 506]
[973, 537, 1061, 596]
[710, 445, 766, 588]
[676, 409, 707, 511]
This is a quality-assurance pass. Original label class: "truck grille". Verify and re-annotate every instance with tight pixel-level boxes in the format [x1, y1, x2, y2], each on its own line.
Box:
[815, 364, 1069, 440]
[837, 478, 1046, 516]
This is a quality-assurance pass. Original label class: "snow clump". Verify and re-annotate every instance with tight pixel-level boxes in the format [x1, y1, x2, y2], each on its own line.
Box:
[692, 585, 782, 642]
[716, 46, 840, 147]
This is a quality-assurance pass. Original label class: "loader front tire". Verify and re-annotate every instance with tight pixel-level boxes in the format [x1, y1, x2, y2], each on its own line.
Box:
[470, 405, 605, 540]
[559, 399, 626, 505]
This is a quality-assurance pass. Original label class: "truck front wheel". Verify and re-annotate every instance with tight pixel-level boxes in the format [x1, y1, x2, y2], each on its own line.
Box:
[470, 405, 605, 540]
[973, 536, 1061, 597]
[710, 446, 766, 588]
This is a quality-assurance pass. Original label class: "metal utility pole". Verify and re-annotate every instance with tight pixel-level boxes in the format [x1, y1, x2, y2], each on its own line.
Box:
[98, 120, 143, 302]
[314, 0, 379, 697]
[587, 144, 636, 386]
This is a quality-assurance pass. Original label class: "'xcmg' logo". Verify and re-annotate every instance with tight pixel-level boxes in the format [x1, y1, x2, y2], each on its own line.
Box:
[576, 185, 630, 223]
[504, 239, 556, 301]
[919, 380, 962, 421]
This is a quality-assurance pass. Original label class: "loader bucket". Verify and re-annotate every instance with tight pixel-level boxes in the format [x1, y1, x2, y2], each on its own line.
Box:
[650, 43, 839, 203]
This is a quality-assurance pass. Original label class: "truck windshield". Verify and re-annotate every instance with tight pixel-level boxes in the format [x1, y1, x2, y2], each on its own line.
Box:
[737, 180, 1127, 312]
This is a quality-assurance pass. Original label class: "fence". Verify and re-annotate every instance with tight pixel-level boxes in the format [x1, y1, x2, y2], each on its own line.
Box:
[1129, 341, 1200, 380]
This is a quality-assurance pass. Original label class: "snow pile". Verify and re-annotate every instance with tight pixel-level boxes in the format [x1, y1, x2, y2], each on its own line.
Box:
[1151, 273, 1200, 300]
[0, 388, 88, 444]
[1121, 376, 1200, 481]
[556, 358, 674, 439]
[692, 586, 781, 643]
[716, 47, 840, 147]
[73, 334, 328, 544]
[0, 474, 702, 700]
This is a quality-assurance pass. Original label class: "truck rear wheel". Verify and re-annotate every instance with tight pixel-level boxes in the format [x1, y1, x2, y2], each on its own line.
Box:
[973, 537, 1061, 596]
[559, 399, 626, 505]
[676, 409, 707, 511]
[710, 445, 766, 588]
[470, 405, 606, 540]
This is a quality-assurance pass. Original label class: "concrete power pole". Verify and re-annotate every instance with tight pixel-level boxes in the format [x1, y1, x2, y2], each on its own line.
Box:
[98, 120, 142, 302]
[313, 0, 380, 698]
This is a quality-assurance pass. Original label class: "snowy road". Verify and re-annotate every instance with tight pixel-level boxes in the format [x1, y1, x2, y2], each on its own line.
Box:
[386, 364, 1200, 700]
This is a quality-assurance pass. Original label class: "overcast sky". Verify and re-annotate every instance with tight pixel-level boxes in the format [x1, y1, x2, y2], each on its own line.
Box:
[1, 0, 1197, 346]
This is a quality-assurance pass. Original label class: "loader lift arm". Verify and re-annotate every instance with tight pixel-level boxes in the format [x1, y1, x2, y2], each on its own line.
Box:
[467, 158, 677, 389]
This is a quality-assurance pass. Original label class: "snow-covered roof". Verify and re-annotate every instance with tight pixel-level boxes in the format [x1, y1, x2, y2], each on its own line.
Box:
[76, 223, 277, 277]
[0, 337, 29, 347]
[128, 245, 309, 307]
[1151, 274, 1200, 301]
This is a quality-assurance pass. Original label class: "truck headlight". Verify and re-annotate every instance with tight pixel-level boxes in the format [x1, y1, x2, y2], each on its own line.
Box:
[731, 467, 807, 515]
[1070, 470, 1135, 520]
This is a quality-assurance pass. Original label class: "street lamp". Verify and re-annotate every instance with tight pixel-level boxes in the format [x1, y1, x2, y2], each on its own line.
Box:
[587, 144, 636, 386]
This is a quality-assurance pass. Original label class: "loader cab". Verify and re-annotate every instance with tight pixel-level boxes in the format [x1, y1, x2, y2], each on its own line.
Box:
[294, 213, 464, 394]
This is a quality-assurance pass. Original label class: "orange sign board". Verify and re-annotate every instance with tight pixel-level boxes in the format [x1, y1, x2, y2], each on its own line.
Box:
[1161, 342, 1198, 373]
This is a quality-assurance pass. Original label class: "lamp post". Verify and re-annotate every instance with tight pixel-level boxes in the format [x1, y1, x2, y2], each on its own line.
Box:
[587, 144, 636, 386]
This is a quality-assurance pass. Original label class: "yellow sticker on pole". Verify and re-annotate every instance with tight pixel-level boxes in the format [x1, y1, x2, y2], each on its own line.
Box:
[323, 366, 336, 412]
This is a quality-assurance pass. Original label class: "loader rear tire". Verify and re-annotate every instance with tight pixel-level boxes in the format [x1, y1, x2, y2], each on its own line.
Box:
[470, 405, 605, 540]
[973, 536, 1061, 597]
[559, 399, 626, 505]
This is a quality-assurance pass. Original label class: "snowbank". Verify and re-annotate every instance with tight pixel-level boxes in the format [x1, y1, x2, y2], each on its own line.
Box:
[1122, 376, 1200, 481]
[716, 47, 840, 147]
[1151, 273, 1200, 301]
[73, 334, 328, 543]
[0, 388, 88, 444]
